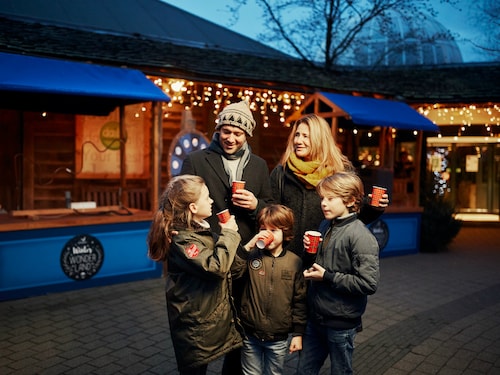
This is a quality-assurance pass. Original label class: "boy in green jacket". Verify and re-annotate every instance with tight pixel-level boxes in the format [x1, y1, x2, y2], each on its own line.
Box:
[233, 204, 307, 375]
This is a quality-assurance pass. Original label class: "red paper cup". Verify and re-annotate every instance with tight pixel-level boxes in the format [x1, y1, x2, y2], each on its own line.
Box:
[305, 230, 322, 254]
[256, 231, 274, 249]
[371, 186, 387, 206]
[232, 180, 246, 194]
[216, 209, 230, 223]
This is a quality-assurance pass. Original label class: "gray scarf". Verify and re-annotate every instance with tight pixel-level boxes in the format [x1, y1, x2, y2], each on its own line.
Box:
[208, 132, 251, 183]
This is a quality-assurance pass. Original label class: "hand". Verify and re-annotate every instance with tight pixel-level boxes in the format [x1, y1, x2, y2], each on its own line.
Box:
[303, 233, 322, 252]
[219, 215, 239, 232]
[244, 232, 261, 251]
[378, 193, 390, 207]
[303, 263, 325, 280]
[232, 189, 258, 210]
[367, 193, 390, 208]
[303, 233, 310, 251]
[168, 230, 179, 244]
[289, 336, 302, 353]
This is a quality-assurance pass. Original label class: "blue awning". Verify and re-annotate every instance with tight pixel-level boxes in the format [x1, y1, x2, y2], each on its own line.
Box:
[0, 52, 170, 115]
[321, 92, 439, 132]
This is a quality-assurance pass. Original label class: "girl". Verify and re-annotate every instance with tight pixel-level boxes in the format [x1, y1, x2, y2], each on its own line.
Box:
[147, 175, 243, 375]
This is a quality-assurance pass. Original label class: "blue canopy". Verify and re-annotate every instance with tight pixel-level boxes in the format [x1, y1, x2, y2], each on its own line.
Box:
[0, 52, 170, 115]
[321, 92, 439, 132]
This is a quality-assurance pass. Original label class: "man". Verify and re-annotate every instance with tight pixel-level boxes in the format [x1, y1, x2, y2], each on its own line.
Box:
[181, 100, 273, 243]
[180, 100, 274, 374]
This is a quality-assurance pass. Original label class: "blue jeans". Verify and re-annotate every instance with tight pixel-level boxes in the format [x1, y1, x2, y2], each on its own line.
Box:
[241, 334, 288, 375]
[297, 321, 356, 375]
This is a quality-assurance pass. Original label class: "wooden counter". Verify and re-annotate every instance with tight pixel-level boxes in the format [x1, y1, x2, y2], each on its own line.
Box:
[384, 205, 423, 214]
[0, 206, 153, 232]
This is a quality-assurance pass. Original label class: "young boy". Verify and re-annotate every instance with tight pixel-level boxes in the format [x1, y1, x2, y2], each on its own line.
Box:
[233, 204, 307, 375]
[298, 171, 380, 375]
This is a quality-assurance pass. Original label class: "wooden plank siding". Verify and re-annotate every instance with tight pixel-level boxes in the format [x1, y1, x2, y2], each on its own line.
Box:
[23, 112, 75, 210]
[1, 101, 294, 212]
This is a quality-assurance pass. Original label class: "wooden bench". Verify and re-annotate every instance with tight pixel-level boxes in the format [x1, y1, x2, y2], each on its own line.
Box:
[83, 187, 150, 210]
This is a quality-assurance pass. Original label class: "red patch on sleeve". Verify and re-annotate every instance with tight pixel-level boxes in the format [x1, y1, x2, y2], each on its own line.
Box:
[185, 243, 200, 258]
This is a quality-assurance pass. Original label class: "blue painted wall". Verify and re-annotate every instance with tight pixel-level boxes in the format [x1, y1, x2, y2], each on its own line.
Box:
[0, 221, 162, 301]
[368, 212, 422, 257]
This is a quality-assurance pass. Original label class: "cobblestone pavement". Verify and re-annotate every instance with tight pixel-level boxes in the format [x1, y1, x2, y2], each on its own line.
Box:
[1, 225, 499, 375]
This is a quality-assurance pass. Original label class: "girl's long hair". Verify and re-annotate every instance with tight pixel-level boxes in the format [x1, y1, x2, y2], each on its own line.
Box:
[147, 175, 205, 262]
[280, 114, 353, 174]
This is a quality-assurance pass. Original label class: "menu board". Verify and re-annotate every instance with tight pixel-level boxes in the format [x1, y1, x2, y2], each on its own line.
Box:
[75, 104, 149, 178]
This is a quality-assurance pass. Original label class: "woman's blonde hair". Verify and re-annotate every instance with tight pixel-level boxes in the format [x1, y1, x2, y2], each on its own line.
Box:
[147, 175, 205, 261]
[280, 114, 353, 174]
[316, 171, 364, 213]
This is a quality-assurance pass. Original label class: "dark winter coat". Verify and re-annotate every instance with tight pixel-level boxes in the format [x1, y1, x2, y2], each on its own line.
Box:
[232, 247, 307, 341]
[181, 148, 274, 243]
[270, 164, 384, 257]
[166, 227, 243, 371]
[307, 214, 379, 329]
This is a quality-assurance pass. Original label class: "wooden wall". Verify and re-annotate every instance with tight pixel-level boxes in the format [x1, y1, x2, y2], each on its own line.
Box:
[161, 102, 291, 183]
[0, 110, 23, 211]
[22, 112, 76, 210]
[0, 103, 293, 212]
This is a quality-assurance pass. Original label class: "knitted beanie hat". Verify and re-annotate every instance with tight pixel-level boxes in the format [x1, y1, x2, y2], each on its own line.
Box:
[215, 100, 256, 137]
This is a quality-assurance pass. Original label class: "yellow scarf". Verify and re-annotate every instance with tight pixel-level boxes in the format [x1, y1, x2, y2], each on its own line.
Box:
[287, 153, 331, 189]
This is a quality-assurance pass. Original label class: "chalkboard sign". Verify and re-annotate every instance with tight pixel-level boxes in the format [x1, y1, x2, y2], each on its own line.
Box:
[368, 219, 389, 252]
[61, 234, 104, 281]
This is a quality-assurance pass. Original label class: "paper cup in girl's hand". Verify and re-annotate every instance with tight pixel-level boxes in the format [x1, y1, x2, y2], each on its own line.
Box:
[370, 186, 387, 206]
[232, 180, 246, 194]
[217, 209, 230, 223]
[256, 231, 274, 249]
[305, 231, 321, 254]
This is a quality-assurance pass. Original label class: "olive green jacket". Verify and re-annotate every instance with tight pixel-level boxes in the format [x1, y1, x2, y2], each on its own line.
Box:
[166, 226, 242, 371]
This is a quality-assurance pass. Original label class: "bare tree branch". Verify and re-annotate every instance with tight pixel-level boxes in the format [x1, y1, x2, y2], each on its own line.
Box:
[230, 0, 460, 69]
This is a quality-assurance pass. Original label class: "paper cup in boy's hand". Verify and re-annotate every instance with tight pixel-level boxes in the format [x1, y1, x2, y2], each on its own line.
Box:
[217, 209, 230, 223]
[256, 232, 274, 249]
[232, 180, 246, 194]
[370, 186, 387, 206]
[305, 231, 321, 254]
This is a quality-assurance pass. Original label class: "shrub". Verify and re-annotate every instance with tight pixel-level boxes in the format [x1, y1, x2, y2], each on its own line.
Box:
[420, 195, 462, 252]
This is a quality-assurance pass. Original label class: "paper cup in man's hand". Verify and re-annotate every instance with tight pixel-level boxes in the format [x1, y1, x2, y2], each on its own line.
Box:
[305, 231, 322, 254]
[232, 180, 246, 194]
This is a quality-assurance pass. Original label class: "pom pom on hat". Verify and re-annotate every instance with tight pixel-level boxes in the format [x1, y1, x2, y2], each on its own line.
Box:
[215, 100, 256, 136]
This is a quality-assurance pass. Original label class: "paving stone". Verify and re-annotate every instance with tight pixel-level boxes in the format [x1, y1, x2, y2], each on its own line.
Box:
[1, 226, 499, 375]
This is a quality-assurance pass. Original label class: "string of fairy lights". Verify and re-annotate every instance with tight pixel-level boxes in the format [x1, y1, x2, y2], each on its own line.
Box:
[152, 77, 305, 128]
[418, 103, 500, 138]
[151, 77, 500, 140]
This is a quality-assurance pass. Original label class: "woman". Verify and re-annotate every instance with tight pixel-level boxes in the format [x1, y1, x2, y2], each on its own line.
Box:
[270, 114, 388, 258]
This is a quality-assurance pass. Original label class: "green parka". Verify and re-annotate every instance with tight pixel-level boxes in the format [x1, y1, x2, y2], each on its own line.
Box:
[166, 226, 243, 371]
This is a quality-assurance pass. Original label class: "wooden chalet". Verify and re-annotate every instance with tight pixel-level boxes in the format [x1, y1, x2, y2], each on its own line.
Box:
[0, 0, 498, 300]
